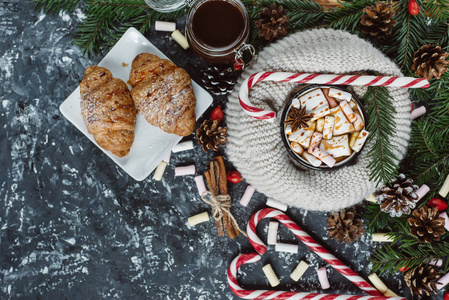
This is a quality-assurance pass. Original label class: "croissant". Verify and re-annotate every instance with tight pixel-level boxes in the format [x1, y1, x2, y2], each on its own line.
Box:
[129, 53, 196, 136]
[80, 66, 137, 157]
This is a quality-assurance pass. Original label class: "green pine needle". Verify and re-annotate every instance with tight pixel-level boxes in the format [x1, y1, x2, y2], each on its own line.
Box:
[32, 0, 83, 13]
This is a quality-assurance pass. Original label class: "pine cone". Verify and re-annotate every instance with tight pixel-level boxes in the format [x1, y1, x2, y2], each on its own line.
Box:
[404, 264, 441, 297]
[375, 174, 419, 217]
[408, 206, 445, 243]
[202, 65, 239, 96]
[255, 3, 289, 41]
[412, 44, 449, 80]
[196, 119, 227, 152]
[326, 207, 364, 244]
[360, 2, 397, 37]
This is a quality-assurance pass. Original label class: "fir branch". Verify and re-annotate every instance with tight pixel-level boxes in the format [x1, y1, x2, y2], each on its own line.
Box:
[324, 0, 377, 33]
[31, 0, 84, 13]
[87, 0, 148, 19]
[425, 0, 449, 23]
[364, 201, 391, 235]
[362, 86, 399, 185]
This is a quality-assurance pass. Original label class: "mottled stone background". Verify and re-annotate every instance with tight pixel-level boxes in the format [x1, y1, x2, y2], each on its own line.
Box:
[0, 1, 411, 299]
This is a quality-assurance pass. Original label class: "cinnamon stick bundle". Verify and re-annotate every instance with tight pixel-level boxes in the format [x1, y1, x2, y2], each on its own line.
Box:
[204, 156, 240, 239]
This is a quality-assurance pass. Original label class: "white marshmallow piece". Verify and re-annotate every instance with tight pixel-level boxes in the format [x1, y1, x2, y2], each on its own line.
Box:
[351, 129, 369, 152]
[328, 87, 352, 102]
[171, 30, 189, 49]
[290, 261, 309, 281]
[240, 185, 255, 207]
[307, 132, 323, 154]
[349, 131, 360, 148]
[439, 212, 449, 231]
[194, 175, 207, 196]
[437, 272, 449, 290]
[439, 174, 449, 197]
[320, 134, 351, 158]
[311, 148, 336, 168]
[302, 152, 322, 167]
[411, 106, 426, 120]
[428, 258, 443, 266]
[275, 243, 299, 253]
[330, 106, 355, 136]
[416, 184, 430, 200]
[349, 100, 358, 110]
[317, 267, 330, 290]
[155, 20, 176, 32]
[322, 88, 339, 108]
[372, 233, 393, 242]
[285, 125, 292, 135]
[368, 273, 388, 294]
[322, 116, 335, 140]
[153, 161, 167, 181]
[188, 212, 209, 227]
[383, 289, 399, 297]
[174, 165, 195, 176]
[316, 118, 325, 133]
[298, 89, 331, 121]
[339, 100, 357, 123]
[290, 142, 304, 155]
[291, 98, 300, 109]
[288, 126, 314, 149]
[353, 111, 365, 132]
[162, 151, 171, 163]
[262, 264, 280, 287]
[267, 221, 279, 245]
[266, 198, 288, 211]
[172, 140, 194, 153]
[365, 193, 376, 203]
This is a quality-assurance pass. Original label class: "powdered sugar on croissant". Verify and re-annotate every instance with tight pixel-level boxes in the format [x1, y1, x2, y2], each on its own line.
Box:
[80, 66, 137, 157]
[129, 53, 196, 136]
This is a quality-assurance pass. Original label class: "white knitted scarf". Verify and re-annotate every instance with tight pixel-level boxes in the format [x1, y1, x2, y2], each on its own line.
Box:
[226, 29, 411, 211]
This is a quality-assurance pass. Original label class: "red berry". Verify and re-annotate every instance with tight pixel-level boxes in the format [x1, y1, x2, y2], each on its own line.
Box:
[210, 106, 224, 121]
[399, 265, 410, 272]
[233, 61, 243, 71]
[227, 171, 243, 184]
[427, 198, 448, 211]
[408, 0, 419, 15]
[444, 291, 449, 300]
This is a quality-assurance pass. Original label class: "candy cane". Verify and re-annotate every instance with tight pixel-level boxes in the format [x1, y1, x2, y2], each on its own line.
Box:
[228, 253, 405, 300]
[239, 72, 430, 122]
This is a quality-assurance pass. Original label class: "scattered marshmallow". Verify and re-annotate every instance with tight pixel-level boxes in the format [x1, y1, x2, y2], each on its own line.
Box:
[383, 289, 399, 297]
[266, 198, 288, 211]
[163, 151, 171, 163]
[275, 242, 298, 253]
[436, 271, 449, 290]
[365, 193, 377, 203]
[194, 175, 207, 196]
[153, 162, 167, 181]
[411, 106, 426, 120]
[290, 260, 309, 281]
[439, 212, 449, 231]
[322, 116, 335, 140]
[267, 221, 279, 245]
[416, 184, 430, 200]
[317, 267, 330, 290]
[351, 129, 369, 152]
[439, 174, 449, 197]
[339, 100, 357, 123]
[172, 140, 194, 153]
[240, 185, 255, 207]
[188, 212, 209, 227]
[171, 30, 189, 49]
[262, 264, 280, 287]
[428, 258, 443, 266]
[372, 233, 393, 242]
[174, 165, 195, 176]
[155, 21, 176, 32]
[368, 273, 388, 294]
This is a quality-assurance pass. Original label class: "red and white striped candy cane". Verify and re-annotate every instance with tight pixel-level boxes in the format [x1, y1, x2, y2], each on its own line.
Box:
[228, 253, 405, 300]
[247, 208, 382, 297]
[239, 72, 430, 122]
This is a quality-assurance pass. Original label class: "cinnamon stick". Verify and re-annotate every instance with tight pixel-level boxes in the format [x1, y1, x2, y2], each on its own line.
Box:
[204, 170, 225, 236]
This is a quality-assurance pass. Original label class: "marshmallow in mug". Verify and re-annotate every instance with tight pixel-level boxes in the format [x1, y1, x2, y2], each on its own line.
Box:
[328, 87, 352, 102]
[320, 134, 351, 158]
[351, 129, 369, 152]
[330, 106, 355, 136]
[298, 89, 331, 121]
[288, 124, 315, 148]
[322, 116, 335, 140]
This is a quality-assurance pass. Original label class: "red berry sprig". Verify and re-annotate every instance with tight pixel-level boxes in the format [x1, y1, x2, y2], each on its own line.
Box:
[427, 197, 448, 211]
[210, 105, 224, 121]
[227, 171, 243, 184]
[408, 0, 419, 15]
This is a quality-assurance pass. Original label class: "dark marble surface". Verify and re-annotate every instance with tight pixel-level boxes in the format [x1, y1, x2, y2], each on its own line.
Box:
[0, 1, 412, 299]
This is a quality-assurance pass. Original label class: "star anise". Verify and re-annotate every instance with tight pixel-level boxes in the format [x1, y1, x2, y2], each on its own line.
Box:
[283, 106, 312, 132]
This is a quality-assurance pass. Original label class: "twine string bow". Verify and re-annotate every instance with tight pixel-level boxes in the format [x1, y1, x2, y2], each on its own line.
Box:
[201, 191, 247, 236]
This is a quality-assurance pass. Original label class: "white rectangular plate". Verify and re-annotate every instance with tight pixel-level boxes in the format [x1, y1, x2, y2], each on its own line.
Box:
[60, 27, 213, 181]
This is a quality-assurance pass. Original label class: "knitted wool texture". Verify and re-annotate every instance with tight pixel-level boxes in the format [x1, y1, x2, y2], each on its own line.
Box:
[226, 29, 411, 211]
